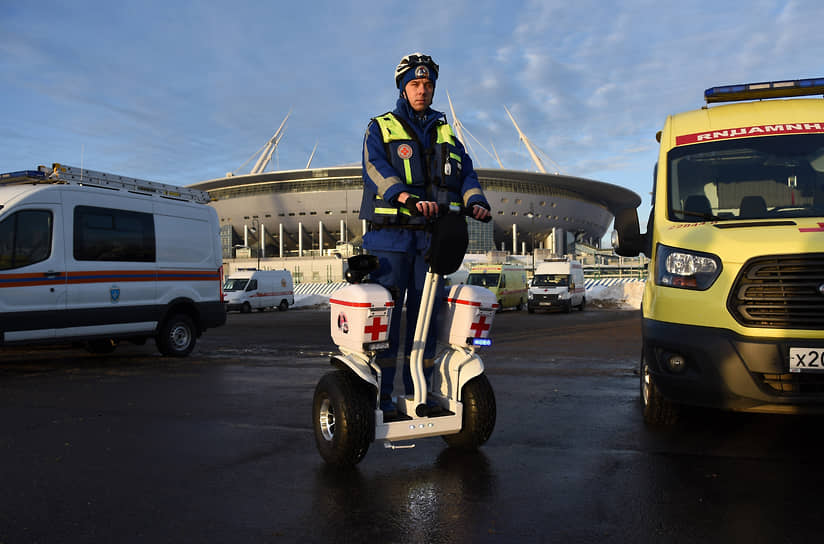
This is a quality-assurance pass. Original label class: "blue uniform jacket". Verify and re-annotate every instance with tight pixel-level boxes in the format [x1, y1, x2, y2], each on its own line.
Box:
[360, 97, 489, 230]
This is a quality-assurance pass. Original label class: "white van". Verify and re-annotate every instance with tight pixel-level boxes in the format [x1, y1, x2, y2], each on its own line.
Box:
[528, 258, 585, 313]
[0, 163, 226, 356]
[224, 269, 294, 312]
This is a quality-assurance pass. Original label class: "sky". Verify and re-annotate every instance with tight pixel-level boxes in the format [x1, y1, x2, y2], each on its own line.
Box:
[2, 0, 823, 239]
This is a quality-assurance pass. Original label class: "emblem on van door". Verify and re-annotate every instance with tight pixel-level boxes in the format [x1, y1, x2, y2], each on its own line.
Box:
[110, 287, 120, 303]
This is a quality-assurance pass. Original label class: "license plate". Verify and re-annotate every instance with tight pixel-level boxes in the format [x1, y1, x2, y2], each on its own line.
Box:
[539, 302, 553, 306]
[789, 348, 824, 373]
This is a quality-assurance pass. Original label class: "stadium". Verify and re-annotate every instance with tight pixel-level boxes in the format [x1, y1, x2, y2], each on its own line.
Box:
[191, 165, 641, 261]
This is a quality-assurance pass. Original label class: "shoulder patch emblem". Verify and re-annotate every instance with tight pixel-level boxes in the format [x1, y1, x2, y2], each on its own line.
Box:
[397, 144, 413, 160]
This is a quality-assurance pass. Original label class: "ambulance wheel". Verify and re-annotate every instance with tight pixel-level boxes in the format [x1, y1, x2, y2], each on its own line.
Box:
[241, 302, 252, 314]
[563, 301, 571, 313]
[443, 374, 496, 450]
[578, 297, 586, 311]
[156, 313, 196, 357]
[496, 300, 503, 313]
[313, 370, 374, 467]
[641, 349, 678, 425]
[278, 300, 289, 311]
[516, 299, 524, 311]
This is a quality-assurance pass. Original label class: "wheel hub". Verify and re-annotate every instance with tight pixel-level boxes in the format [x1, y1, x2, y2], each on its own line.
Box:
[319, 398, 335, 441]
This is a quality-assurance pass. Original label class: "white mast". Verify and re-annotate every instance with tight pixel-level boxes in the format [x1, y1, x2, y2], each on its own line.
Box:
[505, 106, 547, 174]
[251, 110, 291, 174]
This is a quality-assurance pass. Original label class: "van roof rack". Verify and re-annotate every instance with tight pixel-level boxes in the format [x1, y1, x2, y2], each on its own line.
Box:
[0, 163, 210, 204]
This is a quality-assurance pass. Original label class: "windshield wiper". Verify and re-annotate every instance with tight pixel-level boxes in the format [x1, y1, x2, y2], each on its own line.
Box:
[672, 208, 717, 221]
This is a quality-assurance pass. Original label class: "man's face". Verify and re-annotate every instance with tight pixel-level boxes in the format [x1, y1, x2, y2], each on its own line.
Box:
[404, 78, 434, 113]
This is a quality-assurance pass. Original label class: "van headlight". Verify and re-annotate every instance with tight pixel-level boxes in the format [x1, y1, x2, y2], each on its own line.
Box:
[655, 244, 721, 290]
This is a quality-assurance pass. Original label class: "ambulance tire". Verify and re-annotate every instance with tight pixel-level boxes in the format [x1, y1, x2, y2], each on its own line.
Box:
[313, 370, 374, 467]
[443, 374, 496, 450]
[278, 300, 289, 311]
[516, 299, 524, 311]
[241, 302, 252, 314]
[156, 313, 197, 357]
[640, 350, 678, 425]
[578, 297, 586, 311]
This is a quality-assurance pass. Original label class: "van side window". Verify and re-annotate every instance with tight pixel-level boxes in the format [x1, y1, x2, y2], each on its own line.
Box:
[246, 279, 258, 291]
[74, 206, 156, 262]
[499, 275, 506, 288]
[0, 210, 53, 270]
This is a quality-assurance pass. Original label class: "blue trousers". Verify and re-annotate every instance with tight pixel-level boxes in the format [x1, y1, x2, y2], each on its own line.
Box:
[363, 229, 442, 397]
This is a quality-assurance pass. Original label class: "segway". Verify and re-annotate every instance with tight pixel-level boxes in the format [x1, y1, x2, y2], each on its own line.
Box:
[312, 205, 497, 467]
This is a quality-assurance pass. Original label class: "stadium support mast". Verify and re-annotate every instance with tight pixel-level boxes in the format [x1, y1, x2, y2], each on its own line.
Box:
[505, 106, 547, 174]
[251, 111, 291, 174]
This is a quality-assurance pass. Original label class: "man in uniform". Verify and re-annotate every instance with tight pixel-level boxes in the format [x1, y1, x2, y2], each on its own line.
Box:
[360, 52, 491, 417]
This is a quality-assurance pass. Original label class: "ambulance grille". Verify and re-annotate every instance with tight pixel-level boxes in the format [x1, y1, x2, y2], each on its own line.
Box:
[727, 254, 824, 329]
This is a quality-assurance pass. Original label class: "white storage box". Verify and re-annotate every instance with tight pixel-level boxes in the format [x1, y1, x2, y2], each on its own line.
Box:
[439, 284, 498, 347]
[329, 284, 394, 352]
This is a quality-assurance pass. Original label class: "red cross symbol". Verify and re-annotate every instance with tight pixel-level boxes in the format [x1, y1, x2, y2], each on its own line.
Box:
[397, 144, 413, 160]
[470, 315, 491, 338]
[799, 222, 824, 233]
[364, 316, 388, 341]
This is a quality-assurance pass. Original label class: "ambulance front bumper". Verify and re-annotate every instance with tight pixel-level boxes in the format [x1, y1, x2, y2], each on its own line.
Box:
[643, 318, 824, 414]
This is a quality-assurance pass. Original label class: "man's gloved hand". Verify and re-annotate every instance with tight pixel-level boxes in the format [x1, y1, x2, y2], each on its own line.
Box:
[400, 193, 438, 218]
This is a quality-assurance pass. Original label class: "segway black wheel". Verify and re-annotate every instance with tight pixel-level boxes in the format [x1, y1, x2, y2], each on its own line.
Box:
[443, 374, 496, 450]
[313, 370, 374, 467]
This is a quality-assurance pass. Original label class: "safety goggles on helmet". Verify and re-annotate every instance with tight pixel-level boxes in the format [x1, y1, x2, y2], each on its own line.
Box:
[395, 53, 439, 89]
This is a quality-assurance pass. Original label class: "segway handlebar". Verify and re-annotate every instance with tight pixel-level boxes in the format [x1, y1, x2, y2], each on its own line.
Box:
[403, 198, 492, 223]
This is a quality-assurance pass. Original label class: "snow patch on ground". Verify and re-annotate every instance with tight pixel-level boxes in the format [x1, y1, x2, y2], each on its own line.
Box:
[293, 282, 644, 310]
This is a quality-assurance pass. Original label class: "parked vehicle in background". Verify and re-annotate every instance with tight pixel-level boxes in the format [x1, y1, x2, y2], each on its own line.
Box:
[466, 264, 527, 311]
[528, 258, 585, 313]
[611, 77, 824, 424]
[0, 163, 226, 357]
[224, 269, 294, 312]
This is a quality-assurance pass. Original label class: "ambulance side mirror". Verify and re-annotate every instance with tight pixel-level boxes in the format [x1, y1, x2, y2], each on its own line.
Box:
[611, 207, 647, 257]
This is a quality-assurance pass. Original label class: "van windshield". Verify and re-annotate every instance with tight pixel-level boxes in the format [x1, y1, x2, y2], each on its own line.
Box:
[466, 273, 500, 288]
[667, 134, 824, 221]
[532, 274, 568, 287]
[223, 278, 249, 291]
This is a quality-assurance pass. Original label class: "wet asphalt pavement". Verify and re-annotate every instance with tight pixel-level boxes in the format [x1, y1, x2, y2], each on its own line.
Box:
[2, 305, 824, 543]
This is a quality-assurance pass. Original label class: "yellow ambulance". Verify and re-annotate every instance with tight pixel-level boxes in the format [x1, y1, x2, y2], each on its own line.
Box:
[612, 77, 824, 423]
[465, 264, 528, 311]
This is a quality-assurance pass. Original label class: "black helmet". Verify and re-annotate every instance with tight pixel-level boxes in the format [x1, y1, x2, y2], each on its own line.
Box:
[395, 52, 439, 89]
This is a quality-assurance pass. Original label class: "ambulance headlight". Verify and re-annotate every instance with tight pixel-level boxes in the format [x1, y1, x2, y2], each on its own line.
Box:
[655, 244, 721, 290]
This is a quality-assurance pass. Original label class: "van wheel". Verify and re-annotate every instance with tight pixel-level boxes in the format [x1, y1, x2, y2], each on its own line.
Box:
[516, 299, 524, 311]
[641, 350, 678, 425]
[156, 314, 196, 357]
[578, 297, 586, 311]
[443, 374, 496, 450]
[564, 301, 571, 313]
[85, 339, 118, 354]
[241, 302, 252, 314]
[313, 370, 373, 467]
[496, 300, 503, 313]
[278, 300, 289, 311]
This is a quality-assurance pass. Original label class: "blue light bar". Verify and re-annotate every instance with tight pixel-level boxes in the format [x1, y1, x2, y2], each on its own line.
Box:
[704, 77, 824, 104]
[0, 170, 45, 185]
[471, 338, 492, 347]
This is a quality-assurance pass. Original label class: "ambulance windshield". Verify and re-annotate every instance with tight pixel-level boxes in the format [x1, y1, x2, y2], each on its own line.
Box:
[223, 278, 249, 291]
[667, 134, 824, 221]
[467, 273, 500, 288]
[532, 274, 569, 287]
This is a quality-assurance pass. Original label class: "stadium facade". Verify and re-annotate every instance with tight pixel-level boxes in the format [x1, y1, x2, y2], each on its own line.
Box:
[189, 166, 641, 260]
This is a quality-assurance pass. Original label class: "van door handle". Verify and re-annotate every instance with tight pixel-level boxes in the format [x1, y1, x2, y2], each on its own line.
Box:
[43, 271, 61, 279]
